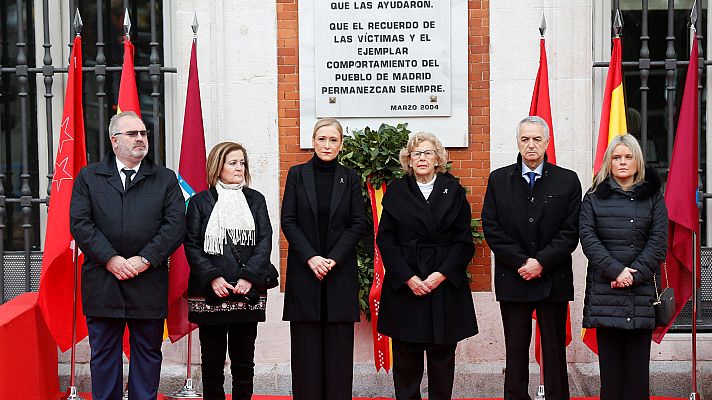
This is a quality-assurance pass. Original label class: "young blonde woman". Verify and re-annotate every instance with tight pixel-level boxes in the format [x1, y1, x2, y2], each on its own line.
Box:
[580, 134, 668, 400]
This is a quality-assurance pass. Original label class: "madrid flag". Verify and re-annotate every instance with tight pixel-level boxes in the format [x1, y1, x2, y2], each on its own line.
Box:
[654, 35, 700, 343]
[583, 35, 628, 354]
[37, 35, 88, 351]
[167, 40, 206, 342]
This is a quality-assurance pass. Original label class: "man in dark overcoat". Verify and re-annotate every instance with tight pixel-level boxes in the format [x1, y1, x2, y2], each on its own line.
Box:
[482, 116, 581, 400]
[70, 111, 185, 400]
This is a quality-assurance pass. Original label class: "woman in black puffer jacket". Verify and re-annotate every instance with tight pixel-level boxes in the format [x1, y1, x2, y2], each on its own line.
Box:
[580, 134, 667, 400]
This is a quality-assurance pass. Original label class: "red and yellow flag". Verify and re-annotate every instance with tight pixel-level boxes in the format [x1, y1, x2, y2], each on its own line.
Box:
[583, 35, 628, 354]
[117, 37, 140, 116]
[367, 182, 392, 372]
[593, 36, 627, 174]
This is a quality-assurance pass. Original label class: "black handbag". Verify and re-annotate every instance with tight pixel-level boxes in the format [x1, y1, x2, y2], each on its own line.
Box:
[653, 263, 676, 327]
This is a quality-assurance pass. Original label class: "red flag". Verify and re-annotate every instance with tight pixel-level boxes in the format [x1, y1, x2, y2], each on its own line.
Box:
[117, 35, 142, 357]
[583, 35, 628, 353]
[167, 41, 207, 342]
[653, 36, 700, 343]
[117, 37, 141, 116]
[529, 37, 572, 364]
[37, 35, 88, 352]
[529, 37, 556, 164]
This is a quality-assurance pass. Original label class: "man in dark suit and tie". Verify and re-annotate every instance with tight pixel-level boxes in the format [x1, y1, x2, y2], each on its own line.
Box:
[482, 116, 581, 400]
[70, 111, 185, 400]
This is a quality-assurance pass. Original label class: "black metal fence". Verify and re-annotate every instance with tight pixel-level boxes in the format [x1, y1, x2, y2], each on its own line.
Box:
[0, 0, 174, 303]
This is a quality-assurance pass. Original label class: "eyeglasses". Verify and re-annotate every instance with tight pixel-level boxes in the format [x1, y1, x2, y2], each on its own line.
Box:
[113, 130, 150, 138]
[410, 150, 437, 159]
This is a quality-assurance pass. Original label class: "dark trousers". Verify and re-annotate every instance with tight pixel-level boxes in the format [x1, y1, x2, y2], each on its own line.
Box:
[500, 301, 570, 400]
[596, 328, 652, 400]
[391, 338, 457, 400]
[198, 322, 259, 400]
[289, 321, 354, 400]
[86, 316, 164, 400]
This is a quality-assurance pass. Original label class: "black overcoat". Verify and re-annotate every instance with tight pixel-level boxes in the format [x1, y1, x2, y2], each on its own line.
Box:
[376, 173, 478, 344]
[70, 154, 186, 319]
[580, 171, 668, 330]
[184, 187, 274, 324]
[482, 155, 581, 302]
[281, 160, 366, 322]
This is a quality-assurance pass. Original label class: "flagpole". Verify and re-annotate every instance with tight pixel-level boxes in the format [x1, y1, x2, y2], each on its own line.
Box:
[534, 11, 547, 400]
[166, 11, 202, 400]
[689, 4, 700, 399]
[66, 9, 85, 400]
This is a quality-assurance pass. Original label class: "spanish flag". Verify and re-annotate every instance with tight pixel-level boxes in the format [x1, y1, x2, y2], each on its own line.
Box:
[593, 36, 627, 174]
[117, 36, 140, 116]
[583, 35, 628, 354]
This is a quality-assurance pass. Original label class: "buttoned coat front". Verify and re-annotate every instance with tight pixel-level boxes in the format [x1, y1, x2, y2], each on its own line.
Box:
[482, 155, 582, 302]
[70, 154, 186, 319]
[281, 161, 366, 322]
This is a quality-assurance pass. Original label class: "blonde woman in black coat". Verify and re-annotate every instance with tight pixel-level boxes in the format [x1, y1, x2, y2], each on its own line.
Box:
[184, 142, 274, 400]
[281, 118, 365, 400]
[377, 132, 477, 400]
[580, 134, 667, 400]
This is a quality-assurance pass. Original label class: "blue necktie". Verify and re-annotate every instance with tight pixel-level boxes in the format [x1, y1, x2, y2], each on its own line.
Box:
[526, 171, 537, 193]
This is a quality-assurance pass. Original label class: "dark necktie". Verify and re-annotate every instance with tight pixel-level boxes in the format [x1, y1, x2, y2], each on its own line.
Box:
[526, 171, 537, 193]
[122, 168, 135, 192]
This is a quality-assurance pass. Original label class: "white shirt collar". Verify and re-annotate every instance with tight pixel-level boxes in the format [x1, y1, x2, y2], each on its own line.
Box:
[521, 161, 544, 178]
[116, 158, 141, 177]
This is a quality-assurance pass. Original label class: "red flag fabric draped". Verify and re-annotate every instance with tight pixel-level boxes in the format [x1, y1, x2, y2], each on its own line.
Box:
[529, 37, 571, 364]
[117, 35, 141, 357]
[653, 36, 700, 344]
[583, 35, 628, 354]
[117, 37, 140, 115]
[367, 181, 392, 372]
[167, 41, 206, 342]
[529, 37, 556, 164]
[37, 35, 88, 352]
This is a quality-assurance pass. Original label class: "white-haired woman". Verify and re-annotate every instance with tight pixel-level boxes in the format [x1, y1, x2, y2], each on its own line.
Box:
[377, 132, 478, 400]
[580, 134, 668, 400]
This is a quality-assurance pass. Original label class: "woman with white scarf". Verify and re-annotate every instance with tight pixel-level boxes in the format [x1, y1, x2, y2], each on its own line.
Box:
[185, 142, 275, 400]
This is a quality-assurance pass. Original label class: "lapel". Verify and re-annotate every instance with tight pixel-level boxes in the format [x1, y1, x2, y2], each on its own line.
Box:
[95, 154, 125, 194]
[328, 164, 349, 221]
[126, 157, 157, 193]
[384, 175, 439, 240]
[300, 162, 319, 220]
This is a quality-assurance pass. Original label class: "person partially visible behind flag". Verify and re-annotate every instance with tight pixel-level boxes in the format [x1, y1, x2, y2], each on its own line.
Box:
[654, 33, 700, 344]
[37, 32, 88, 352]
[579, 134, 667, 399]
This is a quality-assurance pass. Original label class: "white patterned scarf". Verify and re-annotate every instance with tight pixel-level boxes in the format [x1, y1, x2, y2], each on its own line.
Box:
[204, 180, 256, 255]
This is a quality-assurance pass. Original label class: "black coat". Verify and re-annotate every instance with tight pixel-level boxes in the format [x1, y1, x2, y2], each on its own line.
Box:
[184, 187, 274, 324]
[580, 171, 668, 330]
[281, 160, 366, 322]
[482, 156, 581, 302]
[70, 154, 186, 319]
[376, 173, 478, 344]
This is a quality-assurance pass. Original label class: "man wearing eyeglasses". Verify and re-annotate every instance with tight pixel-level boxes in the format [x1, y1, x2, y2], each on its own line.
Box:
[70, 111, 186, 400]
[482, 116, 581, 400]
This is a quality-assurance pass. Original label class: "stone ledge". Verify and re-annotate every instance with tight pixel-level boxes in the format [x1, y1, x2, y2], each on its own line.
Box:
[59, 360, 711, 398]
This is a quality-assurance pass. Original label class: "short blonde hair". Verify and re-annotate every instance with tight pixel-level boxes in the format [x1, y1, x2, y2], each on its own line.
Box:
[312, 118, 343, 140]
[399, 132, 448, 175]
[591, 134, 646, 192]
[206, 142, 251, 187]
